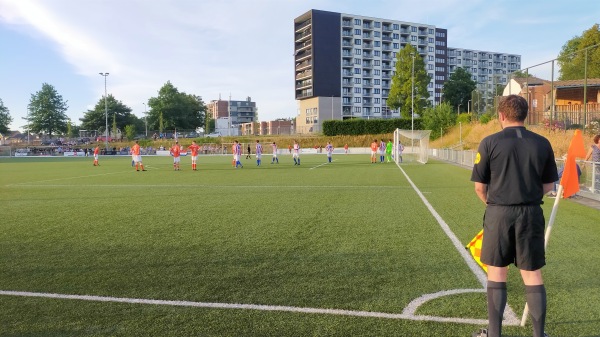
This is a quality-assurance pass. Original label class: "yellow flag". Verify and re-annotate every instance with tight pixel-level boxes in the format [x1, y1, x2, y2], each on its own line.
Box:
[466, 229, 487, 273]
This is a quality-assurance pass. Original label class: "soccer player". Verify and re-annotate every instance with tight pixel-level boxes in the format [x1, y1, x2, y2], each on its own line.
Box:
[246, 144, 251, 159]
[344, 143, 349, 154]
[231, 142, 236, 167]
[188, 140, 200, 170]
[397, 141, 404, 163]
[370, 140, 378, 163]
[471, 95, 557, 337]
[271, 142, 279, 164]
[292, 140, 301, 165]
[93, 145, 100, 166]
[325, 141, 334, 163]
[255, 140, 263, 166]
[379, 139, 386, 163]
[234, 140, 243, 168]
[170, 141, 181, 171]
[386, 139, 393, 163]
[131, 140, 146, 171]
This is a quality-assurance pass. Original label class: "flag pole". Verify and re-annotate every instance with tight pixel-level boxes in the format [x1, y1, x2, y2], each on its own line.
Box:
[520, 184, 563, 326]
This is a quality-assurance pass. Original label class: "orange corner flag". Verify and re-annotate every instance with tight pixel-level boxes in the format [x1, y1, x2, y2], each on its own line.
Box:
[466, 229, 487, 273]
[560, 130, 587, 199]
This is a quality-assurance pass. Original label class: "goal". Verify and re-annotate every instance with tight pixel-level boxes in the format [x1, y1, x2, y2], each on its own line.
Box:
[0, 146, 11, 157]
[393, 129, 431, 164]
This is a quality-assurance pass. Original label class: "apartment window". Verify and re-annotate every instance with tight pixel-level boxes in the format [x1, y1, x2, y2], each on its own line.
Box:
[411, 36, 417, 41]
[374, 60, 380, 66]
[429, 46, 434, 52]
[393, 24, 399, 30]
[473, 68, 477, 73]
[355, 49, 362, 55]
[354, 87, 361, 93]
[374, 79, 380, 85]
[354, 19, 361, 25]
[354, 58, 361, 64]
[428, 37, 434, 43]
[374, 31, 380, 37]
[374, 41, 380, 47]
[428, 64, 434, 70]
[393, 33, 399, 39]
[374, 50, 380, 56]
[488, 62, 492, 66]
[354, 39, 361, 45]
[354, 68, 361, 74]
[457, 51, 461, 56]
[393, 43, 399, 49]
[428, 55, 434, 61]
[374, 107, 381, 113]
[429, 28, 434, 34]
[374, 22, 381, 28]
[374, 89, 380, 95]
[354, 97, 361, 103]
[355, 29, 361, 35]
[411, 26, 417, 32]
[354, 78, 362, 84]
[374, 69, 380, 75]
[353, 107, 361, 113]
[428, 82, 434, 88]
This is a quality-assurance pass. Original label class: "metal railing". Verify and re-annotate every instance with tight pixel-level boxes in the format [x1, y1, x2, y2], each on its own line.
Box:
[430, 148, 600, 201]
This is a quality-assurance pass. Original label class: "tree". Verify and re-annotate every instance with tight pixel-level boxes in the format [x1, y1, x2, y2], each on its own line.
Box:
[387, 44, 430, 118]
[80, 95, 136, 134]
[422, 102, 455, 139]
[124, 125, 136, 141]
[557, 24, 600, 80]
[25, 83, 69, 137]
[147, 81, 207, 131]
[509, 69, 533, 78]
[442, 67, 477, 113]
[0, 98, 13, 134]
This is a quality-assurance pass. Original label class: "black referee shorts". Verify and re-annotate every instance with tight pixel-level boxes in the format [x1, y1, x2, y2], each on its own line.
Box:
[481, 204, 546, 271]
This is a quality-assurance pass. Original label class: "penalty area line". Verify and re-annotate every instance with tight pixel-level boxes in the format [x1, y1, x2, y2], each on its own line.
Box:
[309, 160, 336, 170]
[0, 290, 488, 325]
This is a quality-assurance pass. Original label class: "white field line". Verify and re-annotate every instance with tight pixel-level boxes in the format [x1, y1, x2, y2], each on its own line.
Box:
[0, 290, 489, 325]
[5, 170, 136, 187]
[6, 184, 408, 189]
[309, 160, 336, 170]
[395, 163, 520, 326]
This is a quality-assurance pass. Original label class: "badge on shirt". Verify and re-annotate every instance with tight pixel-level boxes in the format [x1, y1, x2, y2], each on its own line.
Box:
[474, 152, 481, 164]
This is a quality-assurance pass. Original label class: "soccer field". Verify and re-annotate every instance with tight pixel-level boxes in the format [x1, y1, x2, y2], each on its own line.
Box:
[1, 154, 599, 336]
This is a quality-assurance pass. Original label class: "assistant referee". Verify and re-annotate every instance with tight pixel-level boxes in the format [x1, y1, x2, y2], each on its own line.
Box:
[471, 95, 558, 337]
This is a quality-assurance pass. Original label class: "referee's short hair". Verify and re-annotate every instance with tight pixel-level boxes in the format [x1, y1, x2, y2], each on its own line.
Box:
[498, 94, 528, 122]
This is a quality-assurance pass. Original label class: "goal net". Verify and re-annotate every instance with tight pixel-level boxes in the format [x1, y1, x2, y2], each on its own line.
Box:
[0, 146, 11, 157]
[393, 129, 431, 164]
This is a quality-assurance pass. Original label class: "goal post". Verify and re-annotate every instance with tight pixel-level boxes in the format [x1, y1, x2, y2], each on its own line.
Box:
[393, 129, 431, 164]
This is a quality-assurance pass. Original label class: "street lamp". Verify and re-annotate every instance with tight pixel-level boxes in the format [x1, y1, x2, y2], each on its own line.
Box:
[458, 103, 462, 114]
[99, 72, 109, 150]
[143, 103, 147, 137]
[467, 100, 471, 114]
[410, 52, 415, 151]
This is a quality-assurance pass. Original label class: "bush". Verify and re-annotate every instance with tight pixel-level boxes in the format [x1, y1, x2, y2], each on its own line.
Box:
[456, 113, 471, 124]
[479, 113, 493, 124]
[323, 118, 422, 136]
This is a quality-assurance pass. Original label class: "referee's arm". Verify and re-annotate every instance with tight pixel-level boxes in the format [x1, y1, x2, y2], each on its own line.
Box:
[474, 182, 487, 205]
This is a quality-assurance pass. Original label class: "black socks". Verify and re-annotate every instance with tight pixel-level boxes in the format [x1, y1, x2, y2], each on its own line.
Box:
[526, 284, 547, 337]
[487, 281, 507, 337]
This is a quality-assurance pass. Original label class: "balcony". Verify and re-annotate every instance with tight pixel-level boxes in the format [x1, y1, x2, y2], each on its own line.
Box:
[295, 30, 312, 42]
[363, 53, 373, 59]
[343, 70, 354, 77]
[363, 43, 373, 49]
[342, 61, 353, 68]
[296, 70, 312, 80]
[295, 60, 312, 71]
[295, 19, 312, 32]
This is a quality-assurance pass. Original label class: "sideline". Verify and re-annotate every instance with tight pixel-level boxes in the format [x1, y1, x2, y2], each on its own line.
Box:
[0, 290, 490, 326]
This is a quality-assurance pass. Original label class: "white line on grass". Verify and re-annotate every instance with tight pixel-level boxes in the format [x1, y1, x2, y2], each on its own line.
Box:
[7, 184, 409, 189]
[395, 163, 520, 326]
[309, 160, 336, 170]
[0, 290, 489, 325]
[5, 170, 137, 187]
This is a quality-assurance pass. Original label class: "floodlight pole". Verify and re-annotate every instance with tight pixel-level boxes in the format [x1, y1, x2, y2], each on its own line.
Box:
[99, 72, 109, 150]
[410, 52, 415, 151]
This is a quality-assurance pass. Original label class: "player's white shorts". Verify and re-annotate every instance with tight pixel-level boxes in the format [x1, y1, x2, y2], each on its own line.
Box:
[191, 155, 198, 162]
[173, 157, 180, 163]
[371, 151, 377, 156]
[272, 152, 278, 158]
[327, 153, 332, 157]
[234, 154, 239, 161]
[133, 155, 142, 163]
[256, 153, 262, 160]
[94, 154, 98, 160]
[293, 152, 299, 158]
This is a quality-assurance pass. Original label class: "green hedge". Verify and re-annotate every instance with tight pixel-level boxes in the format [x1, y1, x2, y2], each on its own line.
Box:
[323, 118, 422, 136]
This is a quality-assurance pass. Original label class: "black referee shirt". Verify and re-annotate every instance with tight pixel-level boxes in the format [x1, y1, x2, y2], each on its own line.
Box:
[471, 126, 558, 206]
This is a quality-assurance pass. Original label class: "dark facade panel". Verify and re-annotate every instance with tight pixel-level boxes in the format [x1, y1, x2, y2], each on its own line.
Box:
[311, 10, 341, 98]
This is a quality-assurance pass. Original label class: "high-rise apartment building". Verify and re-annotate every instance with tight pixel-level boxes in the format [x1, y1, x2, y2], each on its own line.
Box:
[294, 9, 520, 133]
[447, 47, 521, 111]
[207, 97, 258, 125]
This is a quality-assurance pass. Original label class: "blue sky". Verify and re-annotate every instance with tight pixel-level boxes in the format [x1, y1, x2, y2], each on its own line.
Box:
[1, 0, 598, 131]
